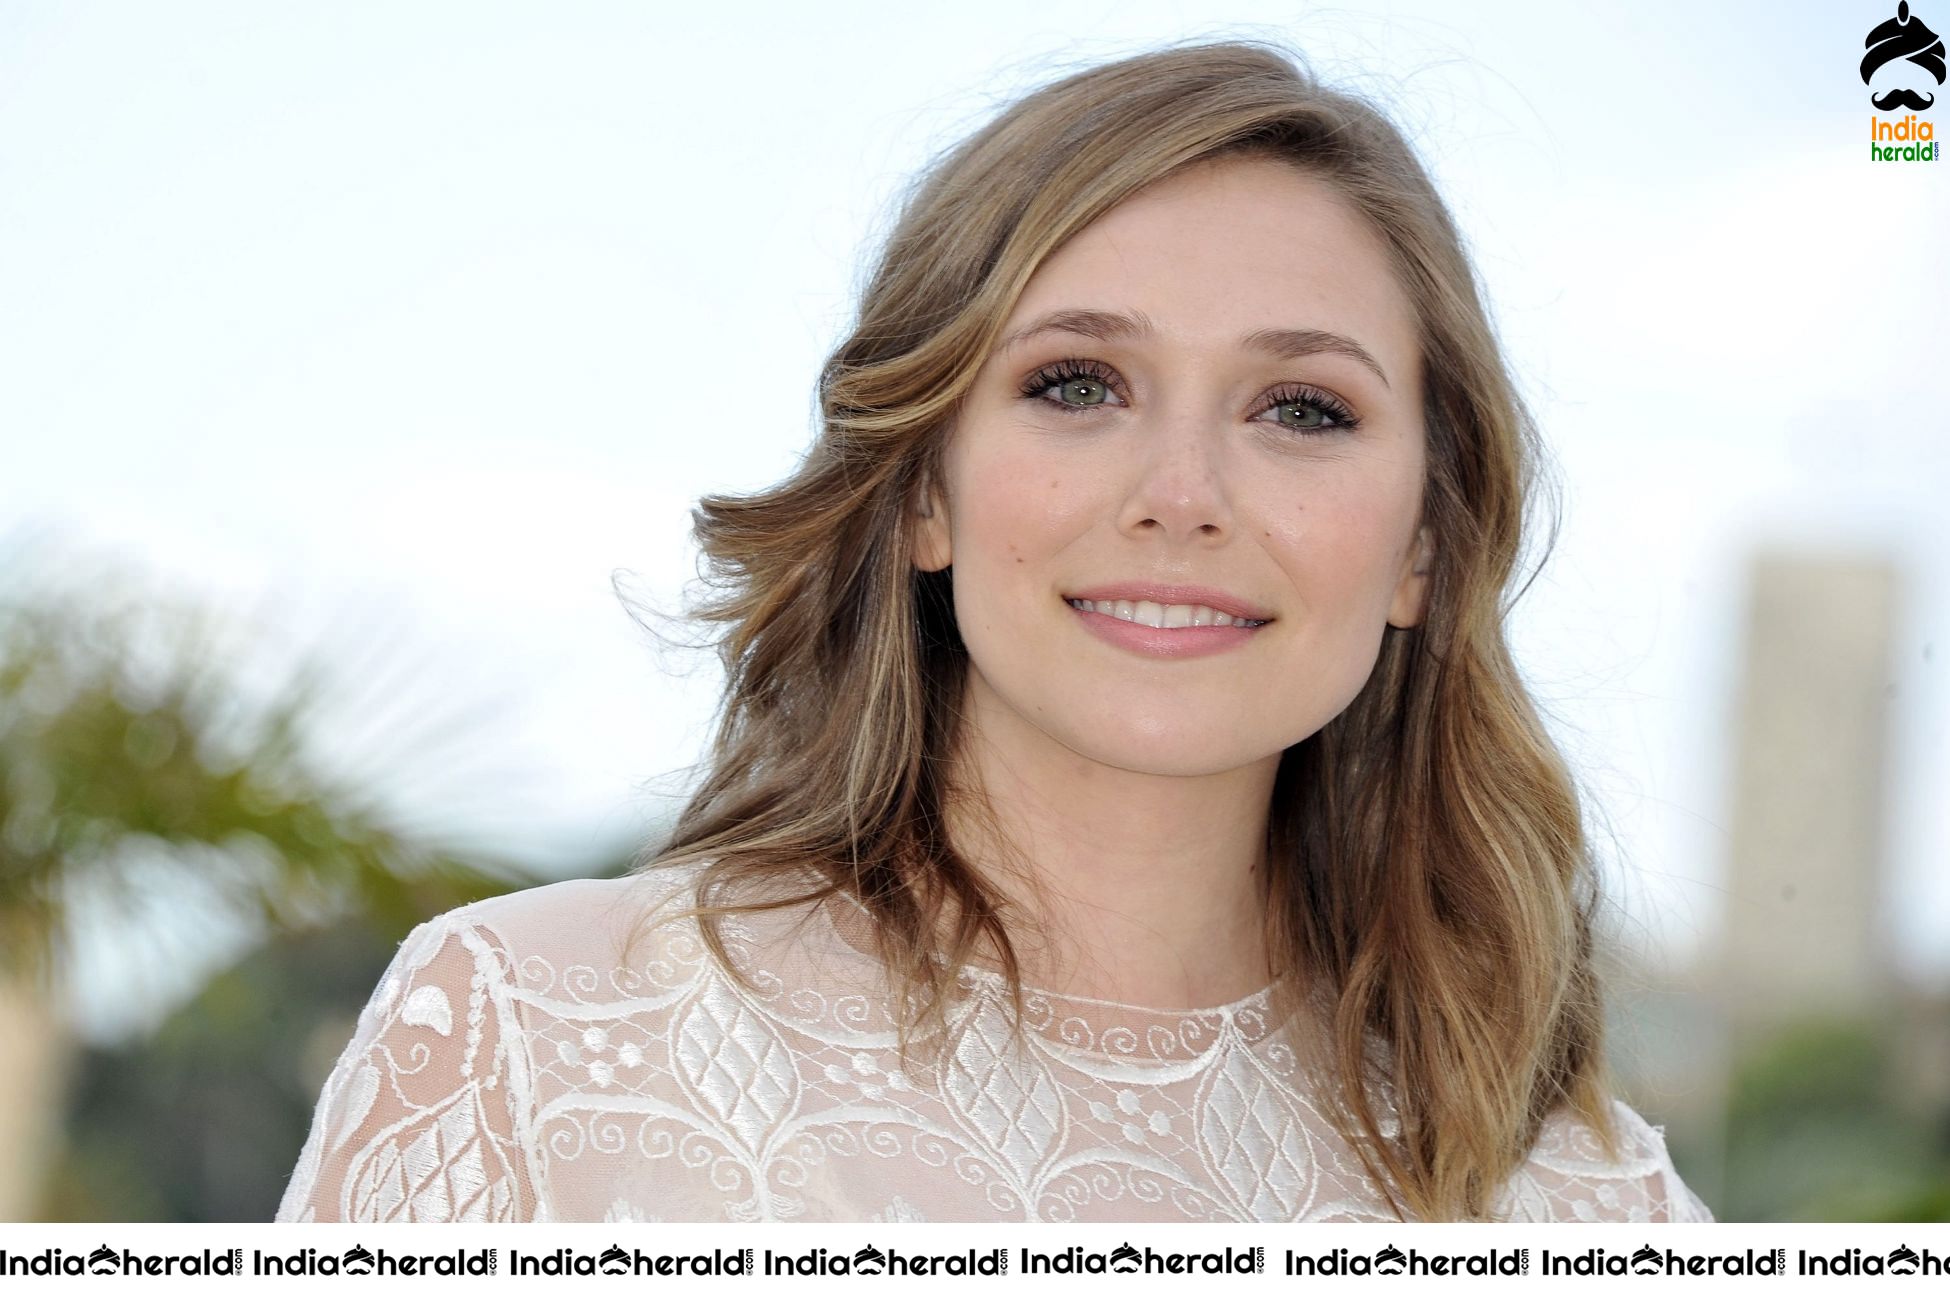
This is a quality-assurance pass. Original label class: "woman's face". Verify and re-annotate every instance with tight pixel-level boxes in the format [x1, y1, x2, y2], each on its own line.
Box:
[914, 154, 1432, 779]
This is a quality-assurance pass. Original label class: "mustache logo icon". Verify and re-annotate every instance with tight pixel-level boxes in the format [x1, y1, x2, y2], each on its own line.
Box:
[1874, 87, 1938, 109]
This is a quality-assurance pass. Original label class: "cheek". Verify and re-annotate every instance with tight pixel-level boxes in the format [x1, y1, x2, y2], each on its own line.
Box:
[1256, 474, 1416, 613]
[955, 444, 1096, 569]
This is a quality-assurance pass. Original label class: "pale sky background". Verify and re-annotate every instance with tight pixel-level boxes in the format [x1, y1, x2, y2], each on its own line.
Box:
[2, 0, 1944, 1043]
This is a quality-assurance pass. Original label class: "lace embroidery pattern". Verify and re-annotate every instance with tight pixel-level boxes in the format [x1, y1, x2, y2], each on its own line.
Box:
[276, 866, 1713, 1223]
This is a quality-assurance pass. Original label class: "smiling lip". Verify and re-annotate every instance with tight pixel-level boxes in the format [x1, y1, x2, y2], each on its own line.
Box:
[1065, 599, 1266, 659]
[1061, 583, 1274, 623]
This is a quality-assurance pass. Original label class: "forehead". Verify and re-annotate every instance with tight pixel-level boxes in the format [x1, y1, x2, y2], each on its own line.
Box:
[1004, 155, 1420, 379]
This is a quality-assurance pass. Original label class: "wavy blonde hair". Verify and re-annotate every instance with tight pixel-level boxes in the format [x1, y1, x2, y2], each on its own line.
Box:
[625, 37, 1616, 1220]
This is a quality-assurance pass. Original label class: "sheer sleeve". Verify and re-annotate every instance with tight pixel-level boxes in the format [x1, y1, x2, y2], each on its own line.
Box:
[1496, 1099, 1715, 1222]
[274, 913, 541, 1222]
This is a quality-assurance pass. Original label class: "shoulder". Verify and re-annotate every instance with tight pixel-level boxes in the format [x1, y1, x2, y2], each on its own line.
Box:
[403, 864, 713, 985]
[1495, 1098, 1714, 1223]
[452, 862, 704, 935]
[278, 865, 725, 1223]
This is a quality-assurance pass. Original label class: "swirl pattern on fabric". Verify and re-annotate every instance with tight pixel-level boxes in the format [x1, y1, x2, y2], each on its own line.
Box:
[275, 864, 1713, 1223]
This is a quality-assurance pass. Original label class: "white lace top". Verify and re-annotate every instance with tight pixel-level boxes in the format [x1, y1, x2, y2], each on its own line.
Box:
[274, 863, 1713, 1223]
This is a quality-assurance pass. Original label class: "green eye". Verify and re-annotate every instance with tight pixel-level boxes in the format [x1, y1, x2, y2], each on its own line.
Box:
[1020, 359, 1124, 410]
[1058, 377, 1111, 406]
[1273, 402, 1329, 429]
[1257, 384, 1359, 434]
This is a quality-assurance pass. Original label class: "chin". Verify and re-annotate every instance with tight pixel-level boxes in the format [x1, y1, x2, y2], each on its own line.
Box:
[1053, 722, 1278, 778]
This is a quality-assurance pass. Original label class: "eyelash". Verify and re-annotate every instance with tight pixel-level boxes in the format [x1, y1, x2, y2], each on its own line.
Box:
[1017, 357, 1362, 434]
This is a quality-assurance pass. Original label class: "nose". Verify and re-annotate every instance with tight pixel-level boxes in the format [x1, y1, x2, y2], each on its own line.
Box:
[1117, 411, 1235, 543]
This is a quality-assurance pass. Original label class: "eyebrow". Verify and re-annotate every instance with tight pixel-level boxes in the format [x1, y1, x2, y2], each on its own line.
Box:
[995, 306, 1392, 390]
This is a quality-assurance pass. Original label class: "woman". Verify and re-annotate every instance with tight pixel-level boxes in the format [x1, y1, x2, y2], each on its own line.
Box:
[275, 39, 1711, 1224]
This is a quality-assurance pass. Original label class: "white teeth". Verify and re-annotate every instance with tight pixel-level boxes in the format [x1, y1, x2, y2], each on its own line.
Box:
[1066, 597, 1261, 629]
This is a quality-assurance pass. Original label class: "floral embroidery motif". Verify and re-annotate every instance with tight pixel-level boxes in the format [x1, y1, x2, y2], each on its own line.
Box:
[275, 865, 1714, 1223]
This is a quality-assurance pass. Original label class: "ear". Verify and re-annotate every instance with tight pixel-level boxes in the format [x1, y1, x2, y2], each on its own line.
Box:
[1387, 524, 1433, 629]
[911, 475, 951, 573]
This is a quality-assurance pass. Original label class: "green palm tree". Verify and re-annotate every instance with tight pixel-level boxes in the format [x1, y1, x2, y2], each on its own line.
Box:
[0, 529, 542, 1218]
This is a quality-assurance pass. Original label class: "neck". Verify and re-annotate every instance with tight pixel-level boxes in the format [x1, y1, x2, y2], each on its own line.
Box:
[942, 666, 1280, 1011]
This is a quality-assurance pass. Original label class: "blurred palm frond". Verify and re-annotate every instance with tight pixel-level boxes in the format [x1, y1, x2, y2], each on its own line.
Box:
[0, 529, 539, 990]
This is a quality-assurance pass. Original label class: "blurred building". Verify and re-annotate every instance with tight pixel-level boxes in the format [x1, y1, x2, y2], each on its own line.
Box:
[1613, 548, 1950, 1218]
[1716, 552, 1902, 1033]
